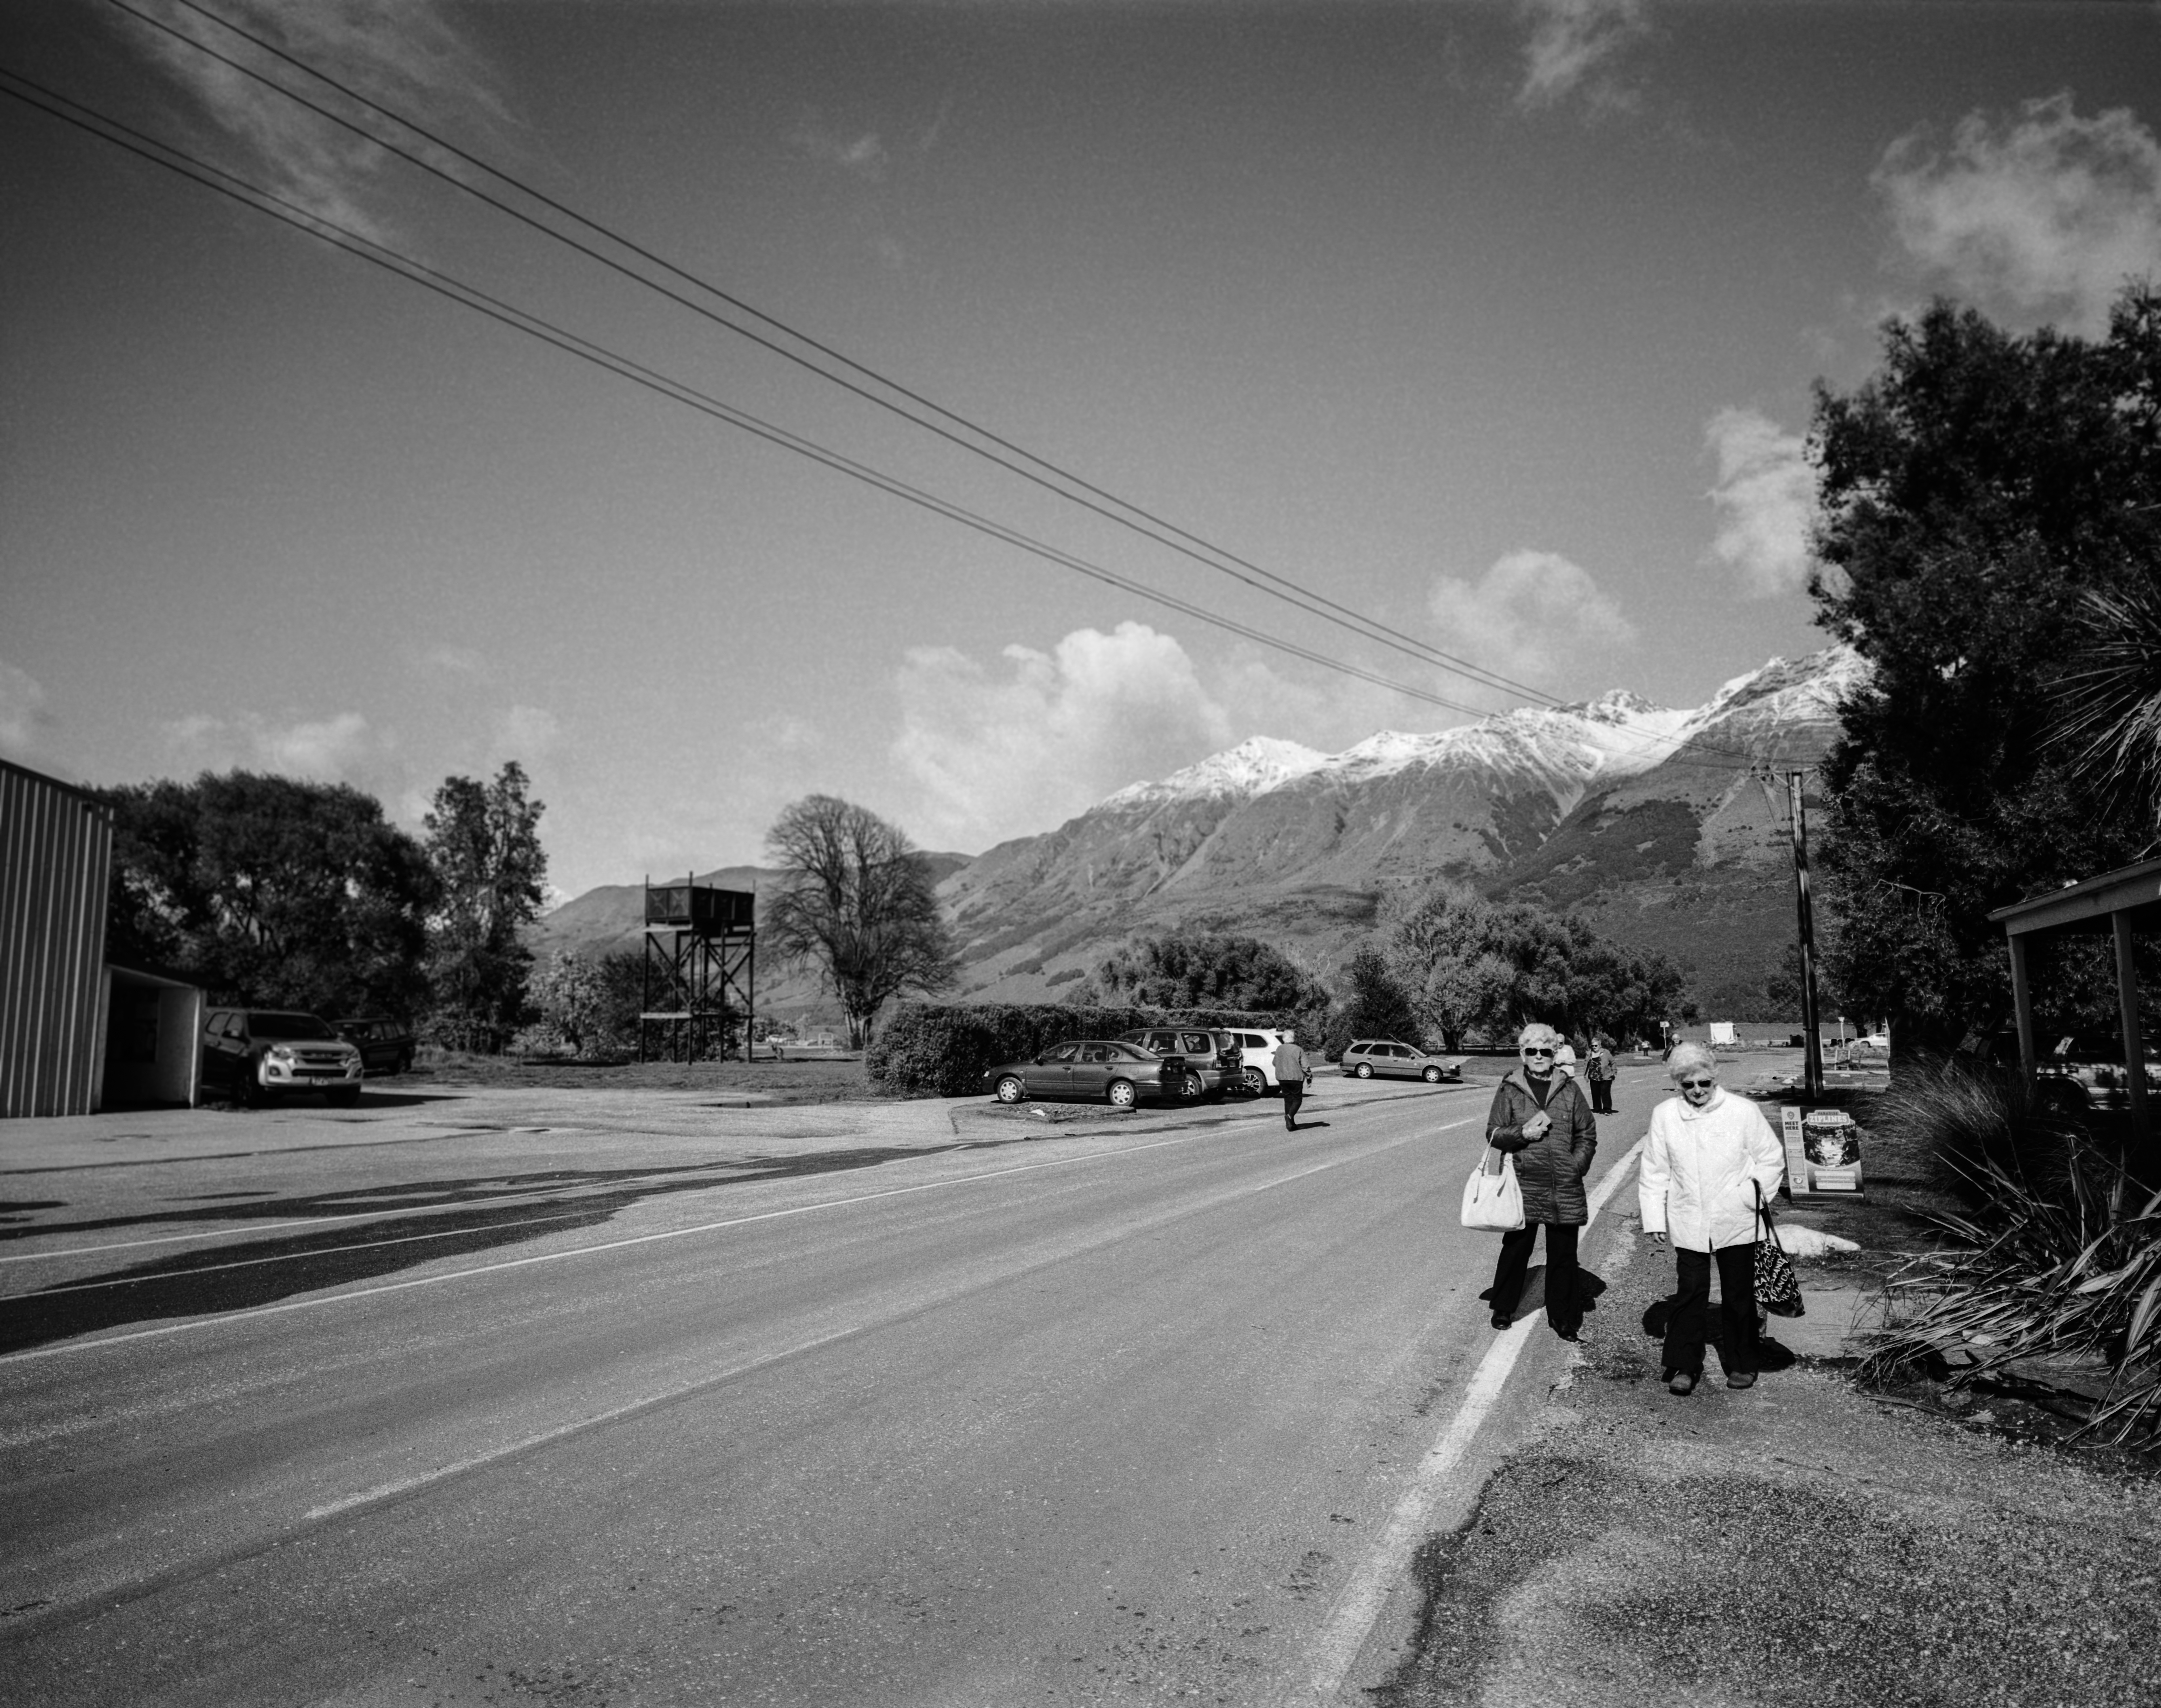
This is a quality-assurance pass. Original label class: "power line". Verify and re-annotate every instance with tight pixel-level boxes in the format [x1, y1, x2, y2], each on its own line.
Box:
[102, 0, 1569, 712]
[105, 0, 1791, 772]
[5, 66, 1805, 778]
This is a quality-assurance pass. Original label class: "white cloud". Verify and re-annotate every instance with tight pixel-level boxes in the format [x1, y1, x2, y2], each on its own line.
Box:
[421, 643, 489, 675]
[1427, 551, 1635, 684]
[789, 112, 889, 182]
[0, 661, 52, 756]
[1874, 94, 2161, 335]
[491, 704, 561, 760]
[161, 709, 394, 788]
[891, 623, 1235, 850]
[1704, 407, 1817, 598]
[113, 0, 510, 242]
[1517, 0, 1650, 114]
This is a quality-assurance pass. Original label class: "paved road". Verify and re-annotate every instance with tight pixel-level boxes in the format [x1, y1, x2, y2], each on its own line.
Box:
[1, 1071, 1662, 1706]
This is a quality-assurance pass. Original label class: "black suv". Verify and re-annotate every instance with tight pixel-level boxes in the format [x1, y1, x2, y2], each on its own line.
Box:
[202, 1008, 365, 1107]
[1120, 1026, 1243, 1099]
[334, 1016, 417, 1076]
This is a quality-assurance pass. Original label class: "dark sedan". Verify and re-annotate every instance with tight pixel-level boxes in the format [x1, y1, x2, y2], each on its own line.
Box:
[984, 1039, 1186, 1109]
[333, 1016, 416, 1076]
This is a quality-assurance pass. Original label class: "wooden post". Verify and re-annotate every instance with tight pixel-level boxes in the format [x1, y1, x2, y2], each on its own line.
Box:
[1788, 772, 1825, 1100]
[2007, 930, 2037, 1082]
[2114, 910, 2151, 1159]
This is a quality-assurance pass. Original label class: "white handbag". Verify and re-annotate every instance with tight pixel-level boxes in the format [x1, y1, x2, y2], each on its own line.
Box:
[1461, 1146, 1526, 1232]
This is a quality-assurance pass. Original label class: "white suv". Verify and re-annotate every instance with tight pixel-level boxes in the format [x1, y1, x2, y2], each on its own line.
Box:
[1223, 1028, 1289, 1096]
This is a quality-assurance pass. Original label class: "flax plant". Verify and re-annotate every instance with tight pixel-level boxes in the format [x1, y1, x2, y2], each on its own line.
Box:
[1862, 1059, 2161, 1444]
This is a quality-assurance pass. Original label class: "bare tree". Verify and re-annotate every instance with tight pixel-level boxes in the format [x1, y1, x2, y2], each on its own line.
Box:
[763, 796, 958, 1048]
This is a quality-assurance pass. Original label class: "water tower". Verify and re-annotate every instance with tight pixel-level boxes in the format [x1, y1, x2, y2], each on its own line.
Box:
[638, 875, 755, 1063]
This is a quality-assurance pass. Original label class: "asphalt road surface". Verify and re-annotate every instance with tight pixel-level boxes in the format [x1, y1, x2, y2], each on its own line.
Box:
[1, 1070, 1659, 1706]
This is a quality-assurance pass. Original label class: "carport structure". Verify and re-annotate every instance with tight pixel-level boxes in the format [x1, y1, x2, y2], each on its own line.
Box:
[1991, 853, 2161, 1159]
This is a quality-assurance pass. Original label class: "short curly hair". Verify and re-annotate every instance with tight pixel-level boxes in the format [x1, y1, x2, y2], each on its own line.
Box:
[1666, 1041, 1717, 1080]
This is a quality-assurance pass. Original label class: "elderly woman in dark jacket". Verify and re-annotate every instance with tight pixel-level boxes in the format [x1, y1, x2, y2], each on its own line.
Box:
[1484, 1022, 1599, 1339]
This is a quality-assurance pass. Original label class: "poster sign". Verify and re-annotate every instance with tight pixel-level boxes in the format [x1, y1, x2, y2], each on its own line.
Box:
[1782, 1105, 1865, 1196]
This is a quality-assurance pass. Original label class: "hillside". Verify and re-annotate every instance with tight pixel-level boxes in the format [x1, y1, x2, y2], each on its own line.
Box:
[939, 648, 1863, 1016]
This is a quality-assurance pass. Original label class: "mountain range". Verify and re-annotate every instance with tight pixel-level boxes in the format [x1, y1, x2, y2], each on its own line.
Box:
[529, 647, 1865, 1022]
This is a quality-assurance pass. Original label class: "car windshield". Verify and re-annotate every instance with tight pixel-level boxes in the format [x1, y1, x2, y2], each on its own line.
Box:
[249, 1013, 337, 1041]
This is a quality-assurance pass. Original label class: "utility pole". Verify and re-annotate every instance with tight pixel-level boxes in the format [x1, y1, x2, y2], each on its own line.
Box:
[1787, 770, 1825, 1100]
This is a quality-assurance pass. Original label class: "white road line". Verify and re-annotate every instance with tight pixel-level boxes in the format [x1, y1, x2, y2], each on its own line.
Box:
[7, 1114, 1468, 1364]
[1296, 1131, 1647, 1706]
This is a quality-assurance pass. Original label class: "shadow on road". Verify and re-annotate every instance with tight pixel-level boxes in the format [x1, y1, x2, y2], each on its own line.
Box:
[0, 1145, 976, 1354]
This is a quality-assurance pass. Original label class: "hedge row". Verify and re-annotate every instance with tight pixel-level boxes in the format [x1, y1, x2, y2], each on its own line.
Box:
[866, 1001, 1303, 1098]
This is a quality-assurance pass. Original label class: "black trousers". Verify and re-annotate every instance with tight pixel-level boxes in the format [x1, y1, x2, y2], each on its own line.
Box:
[1665, 1244, 1759, 1378]
[1490, 1222, 1580, 1331]
[1589, 1078, 1614, 1113]
[1281, 1079, 1305, 1128]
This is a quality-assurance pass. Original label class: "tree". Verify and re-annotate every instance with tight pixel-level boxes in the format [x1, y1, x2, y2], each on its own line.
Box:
[1081, 929, 1331, 1025]
[763, 795, 958, 1048]
[99, 771, 434, 1017]
[423, 762, 549, 1051]
[1380, 880, 1686, 1047]
[1808, 286, 2161, 1045]
[1322, 944, 1425, 1059]
[528, 950, 608, 1056]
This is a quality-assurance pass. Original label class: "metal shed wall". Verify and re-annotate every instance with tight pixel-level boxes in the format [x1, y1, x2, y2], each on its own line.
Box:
[0, 759, 113, 1117]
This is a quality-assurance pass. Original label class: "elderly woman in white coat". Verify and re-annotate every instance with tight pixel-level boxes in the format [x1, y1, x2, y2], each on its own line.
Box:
[1637, 1042, 1785, 1395]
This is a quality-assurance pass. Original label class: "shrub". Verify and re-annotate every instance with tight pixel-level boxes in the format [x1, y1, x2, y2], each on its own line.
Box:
[867, 1001, 1302, 1098]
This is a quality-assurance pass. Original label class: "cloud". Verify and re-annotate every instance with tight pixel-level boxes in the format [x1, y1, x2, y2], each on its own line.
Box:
[1704, 408, 1817, 597]
[789, 112, 889, 182]
[1516, 0, 1650, 114]
[420, 643, 489, 676]
[112, 0, 510, 242]
[891, 623, 1234, 850]
[1427, 551, 1635, 683]
[161, 709, 395, 788]
[491, 704, 561, 760]
[1874, 94, 2161, 335]
[0, 661, 52, 757]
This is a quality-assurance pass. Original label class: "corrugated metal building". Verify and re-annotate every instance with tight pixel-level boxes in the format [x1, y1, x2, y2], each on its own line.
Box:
[0, 757, 202, 1116]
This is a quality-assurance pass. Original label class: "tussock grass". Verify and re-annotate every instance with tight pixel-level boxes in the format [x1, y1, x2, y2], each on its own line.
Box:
[1862, 1057, 2161, 1445]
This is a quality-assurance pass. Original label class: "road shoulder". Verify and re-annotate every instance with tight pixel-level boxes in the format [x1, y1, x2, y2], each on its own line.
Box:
[1369, 1208, 2161, 1707]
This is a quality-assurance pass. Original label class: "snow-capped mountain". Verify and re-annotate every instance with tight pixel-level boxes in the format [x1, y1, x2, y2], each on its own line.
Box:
[942, 646, 1865, 1013]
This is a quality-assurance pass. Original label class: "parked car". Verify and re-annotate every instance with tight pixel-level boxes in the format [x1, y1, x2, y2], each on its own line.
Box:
[1340, 1038, 1465, 1083]
[333, 1015, 416, 1076]
[1119, 1026, 1240, 1100]
[1965, 1027, 2157, 1117]
[202, 1008, 365, 1106]
[1220, 1027, 1290, 1096]
[984, 1039, 1187, 1109]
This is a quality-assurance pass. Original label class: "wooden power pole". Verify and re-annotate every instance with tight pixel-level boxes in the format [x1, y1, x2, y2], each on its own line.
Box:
[1787, 770, 1825, 1100]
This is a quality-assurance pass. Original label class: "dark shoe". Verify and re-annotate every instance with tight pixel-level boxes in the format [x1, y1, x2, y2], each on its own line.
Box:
[1668, 1371, 1698, 1396]
[1491, 1312, 1512, 1331]
[1553, 1324, 1581, 1342]
[1726, 1372, 1758, 1390]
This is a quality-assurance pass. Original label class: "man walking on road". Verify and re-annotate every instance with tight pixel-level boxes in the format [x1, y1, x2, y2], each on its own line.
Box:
[1273, 1028, 1313, 1131]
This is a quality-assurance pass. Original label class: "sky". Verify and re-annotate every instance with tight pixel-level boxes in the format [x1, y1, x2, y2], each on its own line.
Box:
[4, 0, 2159, 899]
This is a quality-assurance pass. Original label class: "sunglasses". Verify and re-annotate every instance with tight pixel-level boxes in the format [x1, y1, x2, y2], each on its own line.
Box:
[1521, 1047, 1555, 1058]
[1678, 1076, 1715, 1089]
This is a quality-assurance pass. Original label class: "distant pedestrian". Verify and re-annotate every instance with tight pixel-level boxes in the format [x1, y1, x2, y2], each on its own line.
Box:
[1552, 1037, 1578, 1078]
[1272, 1028, 1313, 1131]
[1483, 1023, 1598, 1341]
[1637, 1042, 1786, 1395]
[1585, 1037, 1615, 1114]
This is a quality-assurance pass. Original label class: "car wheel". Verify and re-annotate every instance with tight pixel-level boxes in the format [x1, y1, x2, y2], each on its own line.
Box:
[232, 1060, 261, 1107]
[327, 1085, 361, 1107]
[1422, 1065, 1442, 1083]
[1108, 1079, 1137, 1109]
[1243, 1067, 1268, 1097]
[995, 1075, 1026, 1104]
[1184, 1071, 1206, 1100]
[1355, 1062, 1374, 1079]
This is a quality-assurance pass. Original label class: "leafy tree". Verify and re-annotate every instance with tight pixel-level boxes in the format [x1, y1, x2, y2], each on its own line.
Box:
[1082, 929, 1331, 1020]
[423, 762, 549, 1052]
[1809, 286, 2161, 1045]
[528, 950, 608, 1056]
[1322, 944, 1425, 1059]
[99, 771, 434, 1017]
[763, 795, 958, 1049]
[1381, 880, 1686, 1047]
